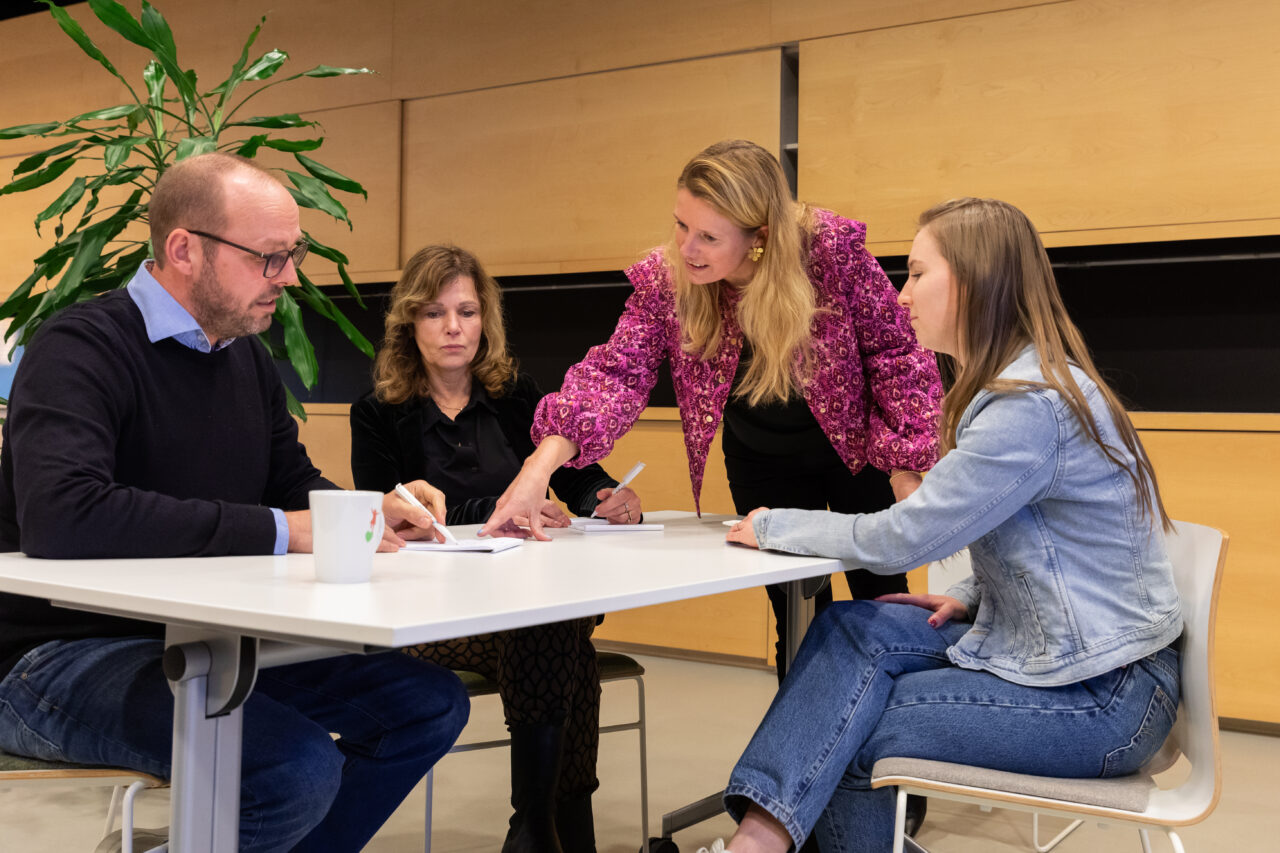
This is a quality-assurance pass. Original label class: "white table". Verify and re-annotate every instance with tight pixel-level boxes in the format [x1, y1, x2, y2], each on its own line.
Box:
[0, 512, 839, 853]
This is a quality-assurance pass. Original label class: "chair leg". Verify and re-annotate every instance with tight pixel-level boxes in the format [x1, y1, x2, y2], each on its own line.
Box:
[104, 786, 125, 837]
[1032, 812, 1084, 852]
[635, 675, 649, 851]
[424, 767, 434, 853]
[893, 789, 908, 853]
[1164, 828, 1186, 853]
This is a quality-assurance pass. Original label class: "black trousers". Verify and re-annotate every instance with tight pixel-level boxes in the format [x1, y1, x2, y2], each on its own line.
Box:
[725, 445, 907, 682]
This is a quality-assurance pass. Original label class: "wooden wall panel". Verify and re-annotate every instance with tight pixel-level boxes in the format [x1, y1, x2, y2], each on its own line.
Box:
[799, 0, 1280, 255]
[401, 51, 782, 276]
[1139, 427, 1280, 724]
[0, 1, 391, 164]
[258, 100, 403, 280]
[392, 0, 772, 100]
[769, 0, 1055, 43]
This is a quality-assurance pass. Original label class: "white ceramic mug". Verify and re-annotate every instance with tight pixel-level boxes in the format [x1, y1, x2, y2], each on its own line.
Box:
[309, 490, 385, 583]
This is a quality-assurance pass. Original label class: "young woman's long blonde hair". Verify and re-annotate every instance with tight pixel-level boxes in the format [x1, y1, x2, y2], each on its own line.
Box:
[921, 198, 1170, 530]
[372, 245, 516, 405]
[669, 140, 815, 405]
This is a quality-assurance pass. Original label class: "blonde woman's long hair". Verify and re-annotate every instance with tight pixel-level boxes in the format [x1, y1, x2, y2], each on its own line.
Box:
[921, 198, 1171, 531]
[372, 245, 516, 405]
[669, 139, 815, 406]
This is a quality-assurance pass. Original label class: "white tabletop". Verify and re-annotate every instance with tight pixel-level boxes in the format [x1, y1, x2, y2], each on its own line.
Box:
[0, 512, 839, 650]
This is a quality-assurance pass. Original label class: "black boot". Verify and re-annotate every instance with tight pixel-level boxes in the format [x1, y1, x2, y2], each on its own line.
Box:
[554, 793, 596, 853]
[502, 723, 566, 853]
[904, 793, 928, 837]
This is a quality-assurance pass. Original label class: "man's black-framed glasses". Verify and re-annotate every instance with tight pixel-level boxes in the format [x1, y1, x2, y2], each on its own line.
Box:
[187, 229, 309, 278]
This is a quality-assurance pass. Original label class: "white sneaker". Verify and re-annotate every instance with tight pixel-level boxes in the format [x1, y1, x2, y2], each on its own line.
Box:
[94, 827, 169, 853]
[695, 840, 731, 853]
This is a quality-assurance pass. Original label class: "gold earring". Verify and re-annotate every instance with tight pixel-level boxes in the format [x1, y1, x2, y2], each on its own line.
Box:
[747, 246, 764, 263]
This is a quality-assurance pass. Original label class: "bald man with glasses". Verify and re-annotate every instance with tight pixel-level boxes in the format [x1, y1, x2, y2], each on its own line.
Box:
[0, 152, 469, 852]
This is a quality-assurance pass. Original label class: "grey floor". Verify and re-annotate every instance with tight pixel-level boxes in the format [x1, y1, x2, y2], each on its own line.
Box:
[2, 652, 1277, 851]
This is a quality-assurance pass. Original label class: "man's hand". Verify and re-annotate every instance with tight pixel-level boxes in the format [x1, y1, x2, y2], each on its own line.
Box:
[384, 479, 448, 545]
[285, 509, 313, 553]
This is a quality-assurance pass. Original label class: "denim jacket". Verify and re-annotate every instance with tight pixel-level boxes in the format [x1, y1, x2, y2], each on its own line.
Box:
[754, 346, 1182, 687]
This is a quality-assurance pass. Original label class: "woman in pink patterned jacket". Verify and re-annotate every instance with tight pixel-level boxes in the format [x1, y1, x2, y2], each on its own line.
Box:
[481, 139, 943, 680]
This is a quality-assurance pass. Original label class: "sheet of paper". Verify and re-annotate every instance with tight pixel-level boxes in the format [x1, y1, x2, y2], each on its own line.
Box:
[574, 521, 664, 532]
[402, 538, 523, 553]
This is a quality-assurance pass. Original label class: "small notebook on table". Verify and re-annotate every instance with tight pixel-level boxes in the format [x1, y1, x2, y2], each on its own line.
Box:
[403, 538, 523, 553]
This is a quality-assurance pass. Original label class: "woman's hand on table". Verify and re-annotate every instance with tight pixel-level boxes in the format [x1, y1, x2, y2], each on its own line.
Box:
[875, 592, 969, 628]
[593, 486, 642, 524]
[480, 436, 580, 541]
[383, 479, 448, 546]
[725, 507, 768, 549]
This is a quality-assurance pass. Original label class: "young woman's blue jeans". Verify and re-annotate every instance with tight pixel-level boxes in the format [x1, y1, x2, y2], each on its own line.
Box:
[724, 601, 1180, 853]
[0, 636, 470, 852]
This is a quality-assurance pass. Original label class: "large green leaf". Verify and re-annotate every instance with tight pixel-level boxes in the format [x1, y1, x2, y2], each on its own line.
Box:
[0, 157, 77, 196]
[301, 232, 364, 306]
[293, 152, 366, 198]
[231, 114, 314, 129]
[298, 64, 376, 78]
[139, 1, 178, 60]
[86, 0, 198, 117]
[242, 49, 289, 81]
[39, 0, 126, 84]
[174, 136, 217, 161]
[294, 275, 374, 357]
[274, 289, 318, 388]
[234, 135, 322, 157]
[14, 140, 80, 175]
[66, 104, 140, 124]
[285, 170, 350, 222]
[34, 177, 87, 231]
[209, 15, 264, 100]
[104, 137, 148, 170]
[0, 122, 60, 140]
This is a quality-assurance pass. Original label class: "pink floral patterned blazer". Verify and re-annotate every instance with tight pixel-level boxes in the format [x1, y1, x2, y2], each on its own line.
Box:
[532, 209, 943, 512]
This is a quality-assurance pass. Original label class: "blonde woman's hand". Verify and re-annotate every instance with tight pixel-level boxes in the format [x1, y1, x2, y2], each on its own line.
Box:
[725, 507, 769, 549]
[875, 593, 969, 628]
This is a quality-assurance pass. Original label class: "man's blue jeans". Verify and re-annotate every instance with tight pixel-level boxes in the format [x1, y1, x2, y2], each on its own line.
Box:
[0, 636, 470, 852]
[724, 601, 1180, 853]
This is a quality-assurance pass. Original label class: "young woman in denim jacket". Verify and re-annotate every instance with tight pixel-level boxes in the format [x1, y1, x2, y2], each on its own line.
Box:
[706, 198, 1183, 853]
[480, 140, 943, 691]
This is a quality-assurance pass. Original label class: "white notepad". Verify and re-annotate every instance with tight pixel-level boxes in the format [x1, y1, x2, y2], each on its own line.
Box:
[570, 518, 664, 532]
[403, 538, 523, 553]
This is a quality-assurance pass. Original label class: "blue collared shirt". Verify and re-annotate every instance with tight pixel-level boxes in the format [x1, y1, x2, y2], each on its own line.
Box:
[126, 262, 290, 554]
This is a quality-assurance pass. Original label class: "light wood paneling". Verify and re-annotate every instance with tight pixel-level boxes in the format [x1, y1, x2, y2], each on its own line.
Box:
[392, 0, 773, 100]
[296, 403, 356, 490]
[400, 51, 782, 276]
[1140, 428, 1280, 724]
[257, 100, 402, 276]
[769, 0, 1058, 43]
[800, 0, 1280, 252]
[0, 0, 392, 163]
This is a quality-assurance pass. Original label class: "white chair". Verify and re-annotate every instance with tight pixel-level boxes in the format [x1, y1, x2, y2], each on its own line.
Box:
[424, 650, 649, 852]
[873, 520, 1227, 853]
[0, 750, 166, 852]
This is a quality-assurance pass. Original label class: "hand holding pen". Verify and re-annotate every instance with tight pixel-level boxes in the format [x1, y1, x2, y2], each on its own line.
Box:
[392, 482, 458, 544]
[591, 461, 645, 524]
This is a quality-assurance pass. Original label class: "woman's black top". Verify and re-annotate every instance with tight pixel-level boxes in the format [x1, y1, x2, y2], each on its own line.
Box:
[350, 372, 616, 524]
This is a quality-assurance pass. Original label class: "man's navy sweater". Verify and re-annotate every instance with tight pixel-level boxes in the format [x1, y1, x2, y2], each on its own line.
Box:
[0, 289, 334, 674]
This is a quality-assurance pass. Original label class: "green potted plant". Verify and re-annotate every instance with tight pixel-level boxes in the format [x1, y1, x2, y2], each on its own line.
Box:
[0, 0, 377, 416]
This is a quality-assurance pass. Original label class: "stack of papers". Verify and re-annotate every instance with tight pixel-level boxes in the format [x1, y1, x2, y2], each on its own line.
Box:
[403, 538, 523, 553]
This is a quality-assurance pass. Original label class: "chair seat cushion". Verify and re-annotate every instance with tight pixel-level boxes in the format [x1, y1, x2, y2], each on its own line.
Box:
[455, 651, 645, 697]
[871, 757, 1154, 812]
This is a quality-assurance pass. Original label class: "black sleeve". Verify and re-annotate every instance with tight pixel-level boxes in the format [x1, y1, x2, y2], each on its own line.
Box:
[349, 392, 407, 494]
[7, 317, 277, 557]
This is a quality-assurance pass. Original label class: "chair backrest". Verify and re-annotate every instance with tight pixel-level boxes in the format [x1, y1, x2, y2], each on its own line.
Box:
[1145, 519, 1227, 823]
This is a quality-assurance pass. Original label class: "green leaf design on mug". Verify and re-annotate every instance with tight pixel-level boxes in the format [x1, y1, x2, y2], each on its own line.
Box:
[364, 531, 373, 542]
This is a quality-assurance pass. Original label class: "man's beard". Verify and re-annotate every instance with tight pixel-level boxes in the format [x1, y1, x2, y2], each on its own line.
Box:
[190, 263, 279, 344]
